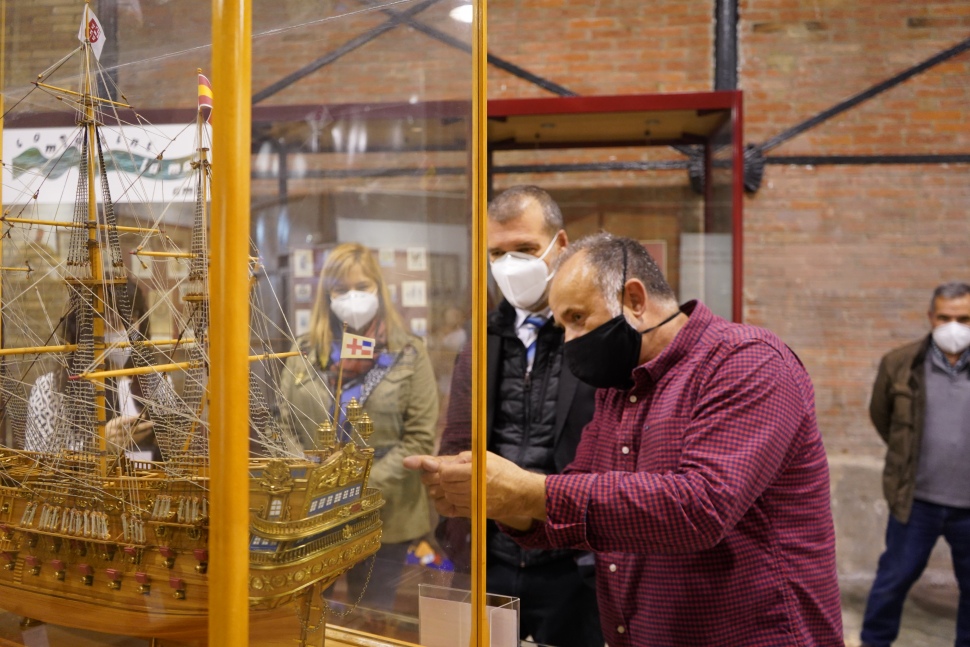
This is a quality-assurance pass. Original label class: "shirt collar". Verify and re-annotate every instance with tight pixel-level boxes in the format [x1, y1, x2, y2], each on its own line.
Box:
[514, 306, 552, 330]
[632, 300, 710, 385]
[929, 340, 970, 376]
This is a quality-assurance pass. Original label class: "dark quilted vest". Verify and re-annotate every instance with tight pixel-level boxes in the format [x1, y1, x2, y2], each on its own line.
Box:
[488, 316, 573, 567]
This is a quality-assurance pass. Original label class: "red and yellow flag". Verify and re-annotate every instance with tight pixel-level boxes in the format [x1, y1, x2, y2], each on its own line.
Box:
[198, 72, 213, 124]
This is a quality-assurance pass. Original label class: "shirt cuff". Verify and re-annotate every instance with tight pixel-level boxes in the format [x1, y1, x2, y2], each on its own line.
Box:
[495, 519, 543, 547]
[541, 472, 597, 550]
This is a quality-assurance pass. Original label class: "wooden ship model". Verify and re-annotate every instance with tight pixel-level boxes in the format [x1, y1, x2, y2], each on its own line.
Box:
[0, 8, 383, 643]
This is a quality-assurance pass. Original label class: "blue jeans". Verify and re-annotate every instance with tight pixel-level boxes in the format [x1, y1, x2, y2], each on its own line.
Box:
[861, 499, 970, 647]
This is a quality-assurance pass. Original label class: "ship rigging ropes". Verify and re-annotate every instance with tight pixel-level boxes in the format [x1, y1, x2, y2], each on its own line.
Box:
[0, 46, 352, 506]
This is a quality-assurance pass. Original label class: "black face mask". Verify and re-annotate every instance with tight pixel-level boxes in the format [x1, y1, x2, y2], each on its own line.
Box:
[564, 310, 680, 390]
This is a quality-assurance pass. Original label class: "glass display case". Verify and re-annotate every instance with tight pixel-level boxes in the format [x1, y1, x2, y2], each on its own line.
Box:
[488, 92, 744, 322]
[0, 0, 484, 645]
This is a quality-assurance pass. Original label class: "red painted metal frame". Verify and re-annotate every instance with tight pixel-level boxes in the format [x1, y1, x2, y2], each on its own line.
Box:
[488, 91, 745, 324]
[731, 92, 744, 324]
[488, 91, 739, 116]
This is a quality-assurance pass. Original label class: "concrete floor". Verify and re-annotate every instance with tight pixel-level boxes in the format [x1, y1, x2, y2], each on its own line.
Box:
[841, 587, 958, 647]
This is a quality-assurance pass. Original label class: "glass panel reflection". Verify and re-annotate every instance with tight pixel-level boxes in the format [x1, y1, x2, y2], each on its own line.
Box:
[0, 0, 475, 645]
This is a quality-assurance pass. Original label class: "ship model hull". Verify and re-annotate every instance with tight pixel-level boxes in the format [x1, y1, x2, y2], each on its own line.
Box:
[0, 446, 383, 640]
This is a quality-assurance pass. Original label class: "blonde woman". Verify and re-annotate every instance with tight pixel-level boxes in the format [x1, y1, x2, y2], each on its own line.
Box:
[280, 242, 437, 611]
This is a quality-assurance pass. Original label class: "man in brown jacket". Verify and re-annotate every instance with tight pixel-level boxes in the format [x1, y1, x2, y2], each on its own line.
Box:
[861, 281, 970, 647]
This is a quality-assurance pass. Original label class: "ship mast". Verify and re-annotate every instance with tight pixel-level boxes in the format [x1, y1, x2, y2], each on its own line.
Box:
[80, 4, 111, 477]
[175, 74, 213, 460]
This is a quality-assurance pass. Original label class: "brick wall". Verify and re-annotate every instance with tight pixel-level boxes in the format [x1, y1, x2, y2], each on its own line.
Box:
[487, 0, 713, 97]
[741, 0, 970, 601]
[742, 0, 970, 154]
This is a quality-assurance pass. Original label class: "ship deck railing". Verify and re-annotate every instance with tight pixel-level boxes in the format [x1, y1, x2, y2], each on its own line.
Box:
[250, 489, 383, 540]
[250, 511, 381, 566]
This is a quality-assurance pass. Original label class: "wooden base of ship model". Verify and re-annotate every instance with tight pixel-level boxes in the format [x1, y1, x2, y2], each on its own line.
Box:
[0, 444, 383, 644]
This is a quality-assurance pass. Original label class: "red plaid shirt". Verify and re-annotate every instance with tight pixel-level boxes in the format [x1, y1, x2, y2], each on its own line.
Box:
[507, 302, 843, 646]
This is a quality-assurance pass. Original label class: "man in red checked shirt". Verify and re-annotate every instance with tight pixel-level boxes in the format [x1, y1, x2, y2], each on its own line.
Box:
[405, 232, 843, 647]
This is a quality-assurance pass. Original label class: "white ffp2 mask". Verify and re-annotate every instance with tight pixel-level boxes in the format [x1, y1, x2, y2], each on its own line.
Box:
[330, 290, 379, 331]
[932, 321, 970, 355]
[489, 233, 560, 310]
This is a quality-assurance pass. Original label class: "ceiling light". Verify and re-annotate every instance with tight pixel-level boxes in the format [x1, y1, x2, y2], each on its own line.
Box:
[449, 4, 473, 23]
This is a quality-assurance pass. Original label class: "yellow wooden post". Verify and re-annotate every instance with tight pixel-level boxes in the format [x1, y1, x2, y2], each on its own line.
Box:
[0, 0, 5, 359]
[209, 0, 251, 643]
[471, 0, 488, 645]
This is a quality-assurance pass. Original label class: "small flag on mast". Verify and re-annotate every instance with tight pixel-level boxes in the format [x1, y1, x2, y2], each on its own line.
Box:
[340, 332, 375, 359]
[198, 72, 213, 124]
[77, 7, 106, 61]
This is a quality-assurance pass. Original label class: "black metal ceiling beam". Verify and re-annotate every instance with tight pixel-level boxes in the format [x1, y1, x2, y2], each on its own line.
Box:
[251, 153, 970, 185]
[252, 159, 688, 180]
[376, 7, 701, 162]
[256, 0, 577, 103]
[496, 160, 689, 173]
[757, 36, 970, 154]
[254, 166, 465, 179]
[767, 154, 970, 166]
[733, 35, 970, 191]
[252, 0, 442, 105]
[714, 0, 738, 90]
[367, 1, 577, 97]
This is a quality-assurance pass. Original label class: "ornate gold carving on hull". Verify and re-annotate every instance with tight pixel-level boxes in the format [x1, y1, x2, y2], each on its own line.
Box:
[303, 446, 374, 508]
[250, 489, 383, 541]
[248, 528, 382, 609]
[259, 460, 294, 494]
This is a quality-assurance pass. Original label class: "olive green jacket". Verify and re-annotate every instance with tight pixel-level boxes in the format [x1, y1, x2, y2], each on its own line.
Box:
[280, 336, 438, 544]
[869, 336, 930, 524]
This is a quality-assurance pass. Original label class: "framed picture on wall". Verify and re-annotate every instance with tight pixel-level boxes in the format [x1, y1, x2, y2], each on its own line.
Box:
[295, 309, 312, 336]
[294, 283, 313, 302]
[406, 247, 427, 271]
[378, 248, 396, 268]
[293, 248, 315, 278]
[401, 280, 427, 308]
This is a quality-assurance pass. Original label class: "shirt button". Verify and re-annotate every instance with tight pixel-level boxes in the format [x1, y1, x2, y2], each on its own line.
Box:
[629, 395, 637, 403]
[520, 561, 526, 568]
[617, 626, 625, 634]
[621, 446, 630, 455]
[609, 563, 617, 572]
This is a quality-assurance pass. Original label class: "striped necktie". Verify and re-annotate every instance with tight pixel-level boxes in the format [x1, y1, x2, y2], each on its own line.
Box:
[522, 315, 547, 370]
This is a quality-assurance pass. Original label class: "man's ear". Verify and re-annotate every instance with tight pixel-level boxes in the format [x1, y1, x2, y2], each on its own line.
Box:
[622, 279, 649, 317]
[556, 229, 569, 249]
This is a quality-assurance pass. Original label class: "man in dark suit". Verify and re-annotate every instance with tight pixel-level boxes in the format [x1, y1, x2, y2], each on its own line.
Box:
[437, 185, 602, 647]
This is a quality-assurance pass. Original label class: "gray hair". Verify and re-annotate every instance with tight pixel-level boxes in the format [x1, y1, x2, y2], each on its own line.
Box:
[488, 185, 563, 235]
[556, 232, 676, 315]
[930, 281, 970, 311]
